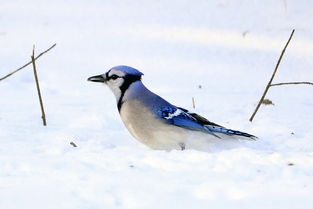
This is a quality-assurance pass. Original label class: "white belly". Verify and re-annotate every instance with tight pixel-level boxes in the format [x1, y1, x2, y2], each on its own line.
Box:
[119, 100, 188, 150]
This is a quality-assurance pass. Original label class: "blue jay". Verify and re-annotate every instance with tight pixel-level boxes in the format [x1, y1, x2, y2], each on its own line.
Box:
[88, 65, 256, 150]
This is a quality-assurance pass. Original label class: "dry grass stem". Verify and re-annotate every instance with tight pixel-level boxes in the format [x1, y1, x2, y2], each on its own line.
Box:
[0, 43, 56, 82]
[31, 45, 47, 126]
[249, 30, 295, 122]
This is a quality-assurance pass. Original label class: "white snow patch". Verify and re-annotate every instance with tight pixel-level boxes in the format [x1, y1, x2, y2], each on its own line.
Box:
[1, 0, 313, 209]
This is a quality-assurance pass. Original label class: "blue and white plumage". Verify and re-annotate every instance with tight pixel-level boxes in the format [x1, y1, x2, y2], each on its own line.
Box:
[88, 65, 256, 150]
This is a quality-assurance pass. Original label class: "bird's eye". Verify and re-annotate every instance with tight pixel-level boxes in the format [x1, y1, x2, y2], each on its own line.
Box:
[111, 75, 119, 80]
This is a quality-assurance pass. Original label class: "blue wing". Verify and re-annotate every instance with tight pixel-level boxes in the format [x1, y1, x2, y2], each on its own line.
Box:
[157, 106, 256, 139]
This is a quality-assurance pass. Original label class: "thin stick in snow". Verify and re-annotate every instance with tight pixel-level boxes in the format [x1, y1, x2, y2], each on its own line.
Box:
[192, 97, 196, 109]
[249, 29, 295, 122]
[31, 45, 47, 126]
[249, 30, 312, 122]
[270, 81, 313, 87]
[0, 43, 56, 82]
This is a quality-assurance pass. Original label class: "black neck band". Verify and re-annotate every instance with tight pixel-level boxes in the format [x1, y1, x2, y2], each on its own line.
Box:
[117, 75, 142, 112]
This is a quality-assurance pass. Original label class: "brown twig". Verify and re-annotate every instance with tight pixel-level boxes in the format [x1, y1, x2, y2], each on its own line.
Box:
[31, 45, 47, 126]
[192, 97, 196, 109]
[249, 29, 295, 122]
[270, 81, 313, 87]
[0, 43, 56, 82]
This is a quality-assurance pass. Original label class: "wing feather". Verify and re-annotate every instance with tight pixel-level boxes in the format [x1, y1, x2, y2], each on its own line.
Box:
[157, 106, 256, 140]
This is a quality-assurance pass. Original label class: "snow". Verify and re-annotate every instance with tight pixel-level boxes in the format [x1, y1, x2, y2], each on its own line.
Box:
[1, 0, 313, 208]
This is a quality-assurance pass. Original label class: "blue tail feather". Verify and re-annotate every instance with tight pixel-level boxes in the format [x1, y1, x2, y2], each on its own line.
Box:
[205, 125, 257, 140]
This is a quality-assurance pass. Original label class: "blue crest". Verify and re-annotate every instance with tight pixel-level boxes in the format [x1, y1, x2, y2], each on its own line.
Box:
[111, 65, 144, 76]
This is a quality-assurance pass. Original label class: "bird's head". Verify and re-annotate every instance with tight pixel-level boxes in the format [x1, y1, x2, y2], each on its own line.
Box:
[88, 65, 144, 101]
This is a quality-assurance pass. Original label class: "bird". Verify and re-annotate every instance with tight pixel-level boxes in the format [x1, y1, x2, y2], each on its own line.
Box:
[88, 65, 256, 151]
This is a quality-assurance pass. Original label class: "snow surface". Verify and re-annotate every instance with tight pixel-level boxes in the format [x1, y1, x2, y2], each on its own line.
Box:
[1, 0, 313, 208]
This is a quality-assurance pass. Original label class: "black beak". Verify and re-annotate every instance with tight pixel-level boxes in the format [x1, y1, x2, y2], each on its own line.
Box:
[87, 75, 106, 83]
